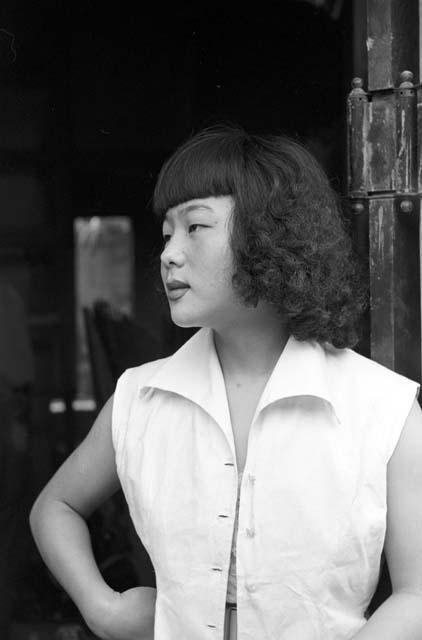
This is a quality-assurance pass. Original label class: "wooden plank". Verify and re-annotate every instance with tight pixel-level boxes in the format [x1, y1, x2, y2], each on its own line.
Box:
[367, 0, 419, 90]
[420, 199, 422, 376]
[367, 93, 397, 192]
[364, 1, 421, 382]
[347, 78, 369, 196]
[393, 198, 421, 381]
[416, 86, 422, 190]
[369, 198, 395, 369]
[420, 0, 422, 80]
[396, 72, 417, 193]
[367, 0, 393, 90]
[391, 1, 420, 82]
[369, 196, 421, 379]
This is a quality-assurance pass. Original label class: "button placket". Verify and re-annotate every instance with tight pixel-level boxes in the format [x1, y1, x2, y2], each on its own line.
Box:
[246, 473, 256, 537]
[238, 471, 258, 539]
[212, 457, 237, 582]
[218, 456, 237, 521]
[239, 415, 261, 543]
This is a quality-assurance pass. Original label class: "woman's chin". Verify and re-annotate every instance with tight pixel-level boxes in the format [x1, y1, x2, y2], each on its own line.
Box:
[170, 312, 200, 329]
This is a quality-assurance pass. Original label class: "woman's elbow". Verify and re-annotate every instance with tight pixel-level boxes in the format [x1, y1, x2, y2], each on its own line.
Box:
[29, 490, 48, 538]
[29, 487, 66, 539]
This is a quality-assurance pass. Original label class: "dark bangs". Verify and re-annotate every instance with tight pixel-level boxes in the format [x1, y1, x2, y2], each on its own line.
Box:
[153, 128, 248, 219]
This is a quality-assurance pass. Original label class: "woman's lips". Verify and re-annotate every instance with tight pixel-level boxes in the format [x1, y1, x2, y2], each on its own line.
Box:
[167, 286, 189, 301]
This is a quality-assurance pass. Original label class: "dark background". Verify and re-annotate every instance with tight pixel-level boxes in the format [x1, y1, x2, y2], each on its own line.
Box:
[0, 1, 362, 637]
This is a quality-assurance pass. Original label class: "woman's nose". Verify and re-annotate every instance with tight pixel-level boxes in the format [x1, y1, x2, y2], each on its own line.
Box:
[160, 234, 185, 268]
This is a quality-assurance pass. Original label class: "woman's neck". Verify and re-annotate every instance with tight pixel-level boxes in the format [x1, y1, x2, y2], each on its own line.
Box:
[212, 304, 289, 380]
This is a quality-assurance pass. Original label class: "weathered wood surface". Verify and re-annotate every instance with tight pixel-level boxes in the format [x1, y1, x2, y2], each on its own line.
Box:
[367, 93, 397, 192]
[396, 72, 417, 193]
[369, 196, 420, 378]
[367, 0, 419, 90]
[348, 72, 418, 196]
[347, 78, 368, 197]
[417, 85, 422, 190]
[368, 198, 394, 370]
[348, 1, 421, 382]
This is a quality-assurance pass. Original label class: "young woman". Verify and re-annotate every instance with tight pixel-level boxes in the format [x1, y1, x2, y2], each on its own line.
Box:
[30, 127, 422, 640]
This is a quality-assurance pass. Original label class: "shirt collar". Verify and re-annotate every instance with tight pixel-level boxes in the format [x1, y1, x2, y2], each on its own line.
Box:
[141, 328, 231, 433]
[257, 334, 342, 423]
[141, 327, 342, 426]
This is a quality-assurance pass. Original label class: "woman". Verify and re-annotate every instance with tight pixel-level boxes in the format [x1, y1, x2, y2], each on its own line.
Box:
[30, 127, 422, 640]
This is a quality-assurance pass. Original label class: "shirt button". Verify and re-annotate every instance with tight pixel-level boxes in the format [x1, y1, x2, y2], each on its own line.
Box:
[246, 527, 255, 537]
[246, 583, 257, 593]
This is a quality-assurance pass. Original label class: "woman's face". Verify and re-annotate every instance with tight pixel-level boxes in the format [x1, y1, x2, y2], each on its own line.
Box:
[160, 195, 243, 329]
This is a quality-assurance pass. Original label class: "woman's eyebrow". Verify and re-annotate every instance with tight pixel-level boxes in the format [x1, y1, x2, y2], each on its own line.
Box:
[180, 204, 214, 215]
[164, 203, 214, 222]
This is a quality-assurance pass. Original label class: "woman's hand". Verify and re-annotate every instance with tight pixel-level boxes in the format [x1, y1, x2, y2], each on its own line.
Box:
[85, 586, 156, 640]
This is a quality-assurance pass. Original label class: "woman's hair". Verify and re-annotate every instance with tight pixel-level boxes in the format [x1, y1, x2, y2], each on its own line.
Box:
[153, 125, 366, 348]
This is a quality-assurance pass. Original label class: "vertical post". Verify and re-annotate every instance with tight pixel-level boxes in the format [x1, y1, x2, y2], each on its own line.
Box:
[347, 78, 370, 357]
[396, 71, 417, 193]
[367, 0, 419, 89]
[347, 77, 368, 198]
[347, 0, 421, 382]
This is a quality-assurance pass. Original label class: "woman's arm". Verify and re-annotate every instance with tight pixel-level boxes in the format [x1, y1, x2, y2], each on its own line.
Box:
[29, 395, 155, 640]
[352, 398, 422, 639]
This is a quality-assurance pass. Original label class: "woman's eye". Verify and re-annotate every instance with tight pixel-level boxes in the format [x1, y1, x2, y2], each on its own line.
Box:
[188, 224, 204, 234]
[162, 234, 171, 245]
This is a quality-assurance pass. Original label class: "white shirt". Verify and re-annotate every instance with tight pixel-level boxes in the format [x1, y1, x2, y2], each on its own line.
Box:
[112, 328, 419, 640]
[226, 469, 243, 604]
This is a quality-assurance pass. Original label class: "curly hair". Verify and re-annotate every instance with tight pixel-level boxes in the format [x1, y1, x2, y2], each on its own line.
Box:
[153, 126, 366, 348]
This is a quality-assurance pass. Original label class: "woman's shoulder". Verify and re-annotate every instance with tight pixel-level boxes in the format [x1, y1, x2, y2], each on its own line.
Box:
[111, 357, 172, 450]
[323, 346, 419, 459]
[323, 344, 419, 432]
[116, 356, 171, 394]
[325, 343, 418, 390]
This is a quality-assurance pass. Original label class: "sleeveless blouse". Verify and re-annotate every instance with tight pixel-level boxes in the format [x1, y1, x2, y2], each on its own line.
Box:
[112, 328, 419, 640]
[226, 470, 243, 604]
